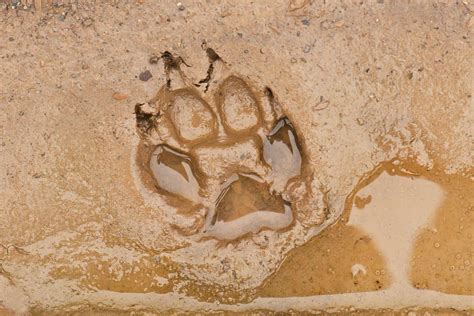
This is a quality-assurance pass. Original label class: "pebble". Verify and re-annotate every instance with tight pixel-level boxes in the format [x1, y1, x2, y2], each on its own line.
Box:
[177, 2, 185, 11]
[356, 118, 365, 125]
[149, 55, 160, 64]
[334, 20, 345, 28]
[351, 264, 367, 278]
[82, 17, 94, 27]
[303, 44, 311, 53]
[139, 70, 153, 81]
[112, 92, 128, 101]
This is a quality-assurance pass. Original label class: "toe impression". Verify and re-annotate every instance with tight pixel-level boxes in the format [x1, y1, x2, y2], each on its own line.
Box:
[166, 89, 218, 145]
[263, 117, 303, 193]
[216, 76, 263, 136]
[149, 145, 203, 204]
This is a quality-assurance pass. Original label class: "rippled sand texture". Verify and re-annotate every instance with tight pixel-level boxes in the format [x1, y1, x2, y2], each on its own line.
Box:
[0, 0, 472, 314]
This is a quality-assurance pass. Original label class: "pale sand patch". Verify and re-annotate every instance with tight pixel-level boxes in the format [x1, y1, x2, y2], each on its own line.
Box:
[348, 171, 444, 288]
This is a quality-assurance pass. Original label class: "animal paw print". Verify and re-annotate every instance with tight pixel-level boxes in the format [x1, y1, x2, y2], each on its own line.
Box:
[135, 49, 305, 240]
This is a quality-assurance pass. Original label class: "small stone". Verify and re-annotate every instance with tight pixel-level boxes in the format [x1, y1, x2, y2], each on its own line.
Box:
[82, 17, 93, 27]
[334, 20, 345, 27]
[177, 2, 185, 11]
[301, 19, 310, 26]
[112, 92, 128, 100]
[303, 44, 311, 53]
[149, 54, 159, 64]
[312, 97, 330, 111]
[139, 70, 153, 81]
[351, 264, 367, 278]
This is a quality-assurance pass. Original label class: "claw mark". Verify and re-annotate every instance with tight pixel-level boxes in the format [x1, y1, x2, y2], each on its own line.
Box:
[161, 51, 191, 69]
[205, 47, 221, 63]
[135, 103, 158, 134]
[198, 46, 222, 92]
[159, 51, 191, 88]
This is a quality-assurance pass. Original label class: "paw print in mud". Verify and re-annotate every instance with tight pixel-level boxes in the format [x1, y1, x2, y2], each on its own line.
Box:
[134, 49, 315, 240]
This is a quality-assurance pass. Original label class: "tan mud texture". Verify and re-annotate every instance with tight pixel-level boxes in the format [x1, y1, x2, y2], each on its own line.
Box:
[0, 0, 473, 315]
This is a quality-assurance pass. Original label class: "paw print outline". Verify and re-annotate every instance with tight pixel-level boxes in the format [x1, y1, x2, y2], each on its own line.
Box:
[134, 48, 309, 240]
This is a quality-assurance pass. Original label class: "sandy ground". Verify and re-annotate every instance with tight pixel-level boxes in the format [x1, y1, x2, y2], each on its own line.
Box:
[0, 0, 473, 314]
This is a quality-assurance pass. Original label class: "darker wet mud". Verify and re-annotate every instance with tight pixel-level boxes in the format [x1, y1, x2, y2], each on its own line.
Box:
[260, 159, 473, 298]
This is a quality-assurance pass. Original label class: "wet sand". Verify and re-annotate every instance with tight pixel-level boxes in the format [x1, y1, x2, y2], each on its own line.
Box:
[0, 0, 472, 314]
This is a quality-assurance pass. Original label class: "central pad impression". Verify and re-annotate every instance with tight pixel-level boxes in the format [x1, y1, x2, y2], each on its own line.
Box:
[206, 174, 293, 240]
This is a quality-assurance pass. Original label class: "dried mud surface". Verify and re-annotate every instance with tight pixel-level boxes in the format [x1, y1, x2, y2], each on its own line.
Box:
[0, 0, 473, 314]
